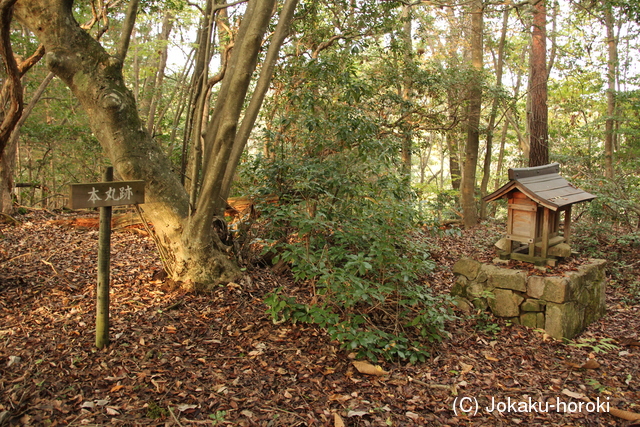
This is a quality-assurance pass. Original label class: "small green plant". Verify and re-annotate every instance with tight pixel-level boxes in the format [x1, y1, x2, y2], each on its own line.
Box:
[585, 378, 609, 393]
[209, 410, 227, 425]
[567, 337, 619, 354]
[146, 401, 168, 420]
[624, 280, 640, 305]
[471, 311, 501, 335]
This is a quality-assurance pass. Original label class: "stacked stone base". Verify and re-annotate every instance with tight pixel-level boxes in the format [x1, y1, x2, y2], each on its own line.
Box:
[451, 258, 607, 339]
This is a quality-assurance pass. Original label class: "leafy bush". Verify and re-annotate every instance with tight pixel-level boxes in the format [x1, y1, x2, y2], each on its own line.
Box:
[252, 153, 454, 363]
[238, 51, 454, 363]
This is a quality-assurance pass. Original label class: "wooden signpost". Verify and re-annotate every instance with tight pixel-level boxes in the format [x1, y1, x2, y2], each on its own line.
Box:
[69, 167, 145, 349]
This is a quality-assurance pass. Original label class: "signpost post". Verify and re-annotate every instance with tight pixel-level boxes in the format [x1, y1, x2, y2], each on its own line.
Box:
[69, 167, 145, 349]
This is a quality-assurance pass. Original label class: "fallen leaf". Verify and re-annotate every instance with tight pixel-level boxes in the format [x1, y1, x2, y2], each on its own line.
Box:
[561, 389, 586, 400]
[352, 361, 388, 376]
[460, 362, 473, 374]
[7, 356, 21, 367]
[109, 384, 124, 393]
[619, 338, 640, 347]
[563, 361, 583, 369]
[347, 410, 369, 417]
[334, 413, 345, 427]
[406, 411, 420, 420]
[105, 407, 119, 416]
[581, 359, 600, 369]
[177, 404, 198, 412]
[483, 353, 499, 362]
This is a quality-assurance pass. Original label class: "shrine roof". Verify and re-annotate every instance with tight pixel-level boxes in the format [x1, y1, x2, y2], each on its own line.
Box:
[483, 163, 596, 210]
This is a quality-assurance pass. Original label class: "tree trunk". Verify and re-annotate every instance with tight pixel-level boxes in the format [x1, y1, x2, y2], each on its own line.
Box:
[447, 131, 462, 191]
[146, 12, 174, 136]
[0, 0, 23, 161]
[604, 4, 616, 179]
[14, 0, 295, 289]
[400, 4, 413, 185]
[479, 7, 508, 219]
[460, 0, 483, 229]
[528, 0, 549, 167]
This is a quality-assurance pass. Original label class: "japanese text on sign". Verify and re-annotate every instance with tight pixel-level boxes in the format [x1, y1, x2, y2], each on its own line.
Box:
[69, 180, 145, 209]
[88, 185, 135, 204]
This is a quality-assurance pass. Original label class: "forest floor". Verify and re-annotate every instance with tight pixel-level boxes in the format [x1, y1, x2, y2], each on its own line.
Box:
[0, 210, 639, 427]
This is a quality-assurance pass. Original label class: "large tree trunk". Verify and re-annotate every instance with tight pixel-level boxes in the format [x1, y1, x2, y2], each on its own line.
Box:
[14, 0, 295, 290]
[528, 0, 549, 167]
[460, 0, 483, 229]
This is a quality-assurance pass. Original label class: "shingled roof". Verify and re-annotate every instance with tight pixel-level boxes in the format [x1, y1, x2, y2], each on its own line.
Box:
[484, 163, 596, 210]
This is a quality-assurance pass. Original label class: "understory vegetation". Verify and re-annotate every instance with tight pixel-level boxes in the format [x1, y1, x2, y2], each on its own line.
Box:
[3, 0, 640, 364]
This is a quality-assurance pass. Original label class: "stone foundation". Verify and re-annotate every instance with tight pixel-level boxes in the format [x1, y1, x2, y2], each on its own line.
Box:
[451, 258, 607, 339]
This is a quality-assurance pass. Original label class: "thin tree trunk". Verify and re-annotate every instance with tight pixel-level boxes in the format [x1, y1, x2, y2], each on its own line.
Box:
[0, 72, 55, 213]
[480, 7, 508, 219]
[189, 0, 277, 245]
[116, 0, 138, 60]
[0, 0, 23, 160]
[447, 129, 462, 191]
[604, 4, 616, 179]
[146, 12, 174, 136]
[400, 4, 413, 185]
[184, 0, 215, 196]
[219, 0, 299, 202]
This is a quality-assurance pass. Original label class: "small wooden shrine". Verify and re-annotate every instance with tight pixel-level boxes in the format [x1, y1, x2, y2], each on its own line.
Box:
[484, 163, 596, 265]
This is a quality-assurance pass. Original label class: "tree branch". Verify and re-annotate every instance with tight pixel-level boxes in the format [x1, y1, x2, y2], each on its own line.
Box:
[116, 0, 139, 60]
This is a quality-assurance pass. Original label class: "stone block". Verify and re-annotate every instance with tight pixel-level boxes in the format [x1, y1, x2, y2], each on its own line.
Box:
[536, 312, 545, 329]
[521, 299, 545, 312]
[450, 276, 468, 298]
[541, 277, 570, 304]
[487, 288, 524, 318]
[453, 258, 482, 281]
[548, 243, 572, 258]
[545, 302, 585, 340]
[577, 259, 607, 284]
[520, 312, 538, 328]
[484, 264, 527, 292]
[467, 281, 486, 299]
[527, 276, 545, 299]
[495, 238, 509, 251]
[453, 297, 473, 315]
[471, 298, 489, 310]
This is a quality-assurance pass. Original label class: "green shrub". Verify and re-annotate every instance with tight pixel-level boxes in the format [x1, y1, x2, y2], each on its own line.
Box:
[254, 157, 454, 363]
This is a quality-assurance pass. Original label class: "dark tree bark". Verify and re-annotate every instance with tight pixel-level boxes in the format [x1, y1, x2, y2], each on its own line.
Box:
[528, 0, 549, 167]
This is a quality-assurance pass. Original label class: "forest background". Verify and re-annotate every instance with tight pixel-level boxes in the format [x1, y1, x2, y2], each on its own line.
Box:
[1, 0, 640, 363]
